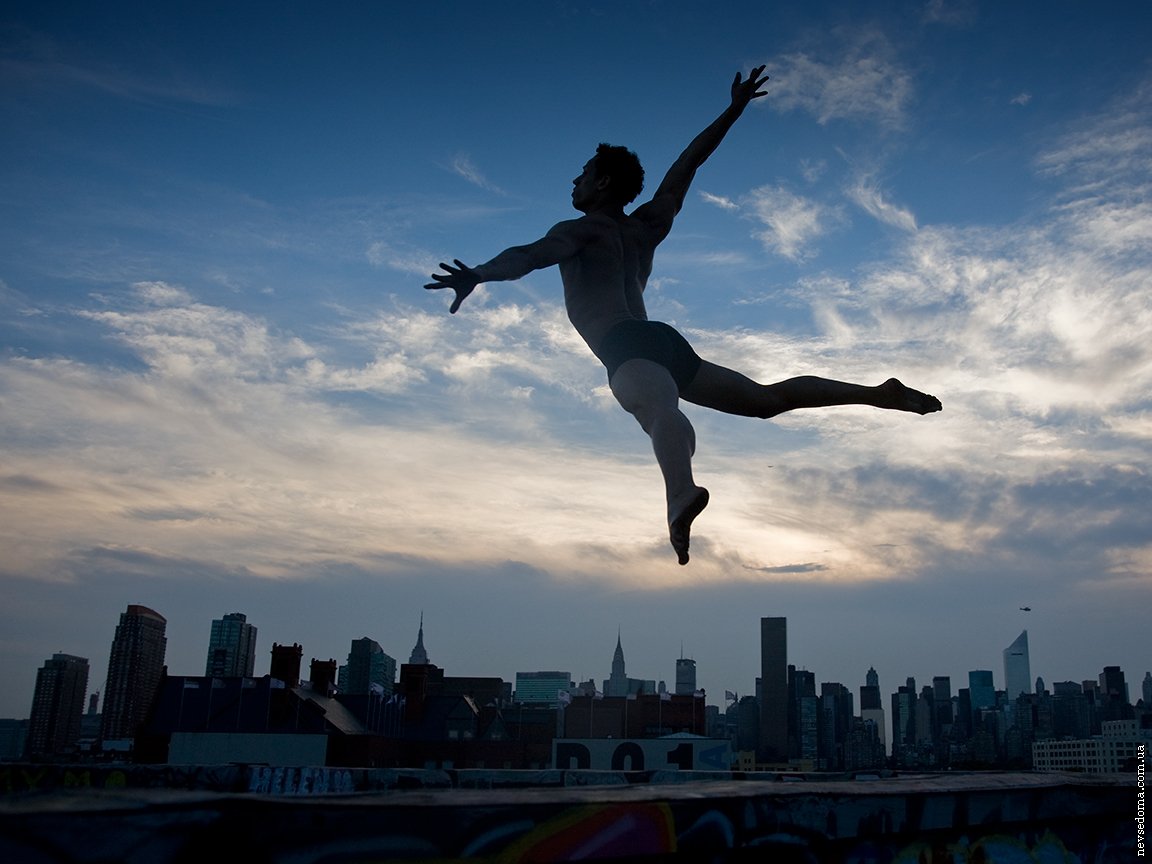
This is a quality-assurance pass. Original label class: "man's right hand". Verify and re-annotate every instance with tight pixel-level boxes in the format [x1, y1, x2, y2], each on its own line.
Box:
[425, 259, 480, 314]
[730, 65, 769, 112]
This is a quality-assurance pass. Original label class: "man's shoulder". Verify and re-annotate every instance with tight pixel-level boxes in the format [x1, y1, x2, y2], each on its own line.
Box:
[546, 213, 622, 240]
[628, 195, 676, 234]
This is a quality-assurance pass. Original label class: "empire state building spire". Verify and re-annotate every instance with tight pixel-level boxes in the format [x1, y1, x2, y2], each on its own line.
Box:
[409, 612, 429, 665]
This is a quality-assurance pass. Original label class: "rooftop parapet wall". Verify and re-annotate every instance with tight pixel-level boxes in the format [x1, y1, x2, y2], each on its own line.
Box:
[0, 767, 1136, 862]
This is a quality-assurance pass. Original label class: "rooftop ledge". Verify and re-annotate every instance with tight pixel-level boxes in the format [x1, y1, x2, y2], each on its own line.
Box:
[0, 767, 1138, 862]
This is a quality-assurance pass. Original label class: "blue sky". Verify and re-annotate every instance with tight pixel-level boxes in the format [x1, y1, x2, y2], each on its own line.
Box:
[2, 1, 1150, 719]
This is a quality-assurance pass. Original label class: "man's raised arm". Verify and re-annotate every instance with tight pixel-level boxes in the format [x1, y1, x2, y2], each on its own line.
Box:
[425, 221, 589, 313]
[636, 67, 768, 232]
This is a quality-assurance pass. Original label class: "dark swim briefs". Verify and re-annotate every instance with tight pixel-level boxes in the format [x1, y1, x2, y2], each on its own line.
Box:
[597, 319, 703, 393]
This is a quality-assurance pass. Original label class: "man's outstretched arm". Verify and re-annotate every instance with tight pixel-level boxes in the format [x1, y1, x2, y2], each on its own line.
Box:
[425, 221, 589, 313]
[635, 66, 768, 234]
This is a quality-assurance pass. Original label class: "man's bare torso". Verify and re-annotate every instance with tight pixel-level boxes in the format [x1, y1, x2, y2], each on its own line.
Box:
[553, 212, 661, 356]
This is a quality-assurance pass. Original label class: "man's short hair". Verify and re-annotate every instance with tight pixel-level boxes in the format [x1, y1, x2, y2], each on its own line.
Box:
[594, 143, 644, 205]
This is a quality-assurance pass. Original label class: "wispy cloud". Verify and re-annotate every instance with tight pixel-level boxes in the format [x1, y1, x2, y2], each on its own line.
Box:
[449, 152, 507, 195]
[765, 31, 913, 130]
[0, 55, 239, 107]
[699, 191, 739, 211]
[1034, 78, 1152, 183]
[744, 185, 837, 261]
[845, 175, 917, 232]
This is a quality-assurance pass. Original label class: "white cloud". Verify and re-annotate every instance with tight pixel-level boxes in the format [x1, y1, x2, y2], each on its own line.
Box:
[744, 185, 836, 261]
[765, 33, 912, 130]
[699, 191, 739, 211]
[845, 176, 918, 232]
[450, 152, 506, 195]
[367, 240, 439, 275]
[1034, 78, 1152, 183]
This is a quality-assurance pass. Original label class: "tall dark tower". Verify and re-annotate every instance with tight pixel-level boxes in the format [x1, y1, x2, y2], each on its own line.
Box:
[100, 605, 167, 743]
[409, 613, 430, 665]
[205, 612, 257, 677]
[343, 637, 397, 696]
[1003, 630, 1031, 700]
[606, 631, 629, 696]
[26, 653, 89, 759]
[860, 667, 887, 757]
[759, 617, 788, 763]
[675, 653, 697, 696]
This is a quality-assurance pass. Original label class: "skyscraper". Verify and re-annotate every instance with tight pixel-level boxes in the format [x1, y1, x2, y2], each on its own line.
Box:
[932, 675, 954, 743]
[1003, 630, 1031, 699]
[860, 667, 887, 756]
[968, 670, 995, 711]
[515, 671, 572, 705]
[675, 655, 697, 696]
[409, 613, 429, 665]
[1098, 666, 1132, 722]
[100, 604, 167, 743]
[891, 680, 916, 752]
[340, 637, 396, 696]
[789, 667, 817, 762]
[26, 653, 89, 759]
[759, 617, 788, 763]
[605, 632, 628, 696]
[205, 612, 257, 677]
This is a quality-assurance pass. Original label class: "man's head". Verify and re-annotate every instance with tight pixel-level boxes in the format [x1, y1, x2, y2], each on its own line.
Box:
[572, 143, 644, 211]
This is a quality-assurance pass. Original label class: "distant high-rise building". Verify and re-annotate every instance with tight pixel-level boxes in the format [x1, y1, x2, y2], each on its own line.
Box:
[860, 668, 887, 756]
[968, 670, 995, 710]
[409, 614, 429, 665]
[26, 653, 89, 759]
[605, 632, 628, 696]
[515, 671, 572, 705]
[675, 656, 697, 696]
[1098, 666, 1132, 722]
[1003, 630, 1031, 699]
[892, 681, 916, 750]
[1143, 672, 1152, 706]
[1098, 666, 1129, 703]
[100, 604, 167, 743]
[819, 682, 853, 770]
[1052, 680, 1092, 739]
[205, 612, 257, 677]
[340, 637, 396, 696]
[759, 617, 788, 763]
[789, 667, 817, 762]
[932, 676, 954, 734]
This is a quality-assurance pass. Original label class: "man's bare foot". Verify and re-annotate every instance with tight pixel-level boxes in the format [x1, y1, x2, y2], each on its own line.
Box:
[877, 378, 942, 415]
[669, 487, 709, 565]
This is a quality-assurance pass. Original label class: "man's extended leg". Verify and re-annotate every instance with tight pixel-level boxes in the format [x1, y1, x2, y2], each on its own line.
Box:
[610, 358, 709, 565]
[680, 361, 942, 418]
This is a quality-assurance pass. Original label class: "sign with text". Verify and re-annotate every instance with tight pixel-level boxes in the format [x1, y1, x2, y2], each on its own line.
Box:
[552, 738, 732, 771]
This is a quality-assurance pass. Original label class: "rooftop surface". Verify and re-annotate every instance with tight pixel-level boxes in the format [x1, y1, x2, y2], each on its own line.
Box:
[0, 767, 1136, 862]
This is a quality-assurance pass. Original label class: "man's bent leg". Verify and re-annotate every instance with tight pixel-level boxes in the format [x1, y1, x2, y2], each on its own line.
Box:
[681, 361, 942, 418]
[610, 359, 709, 565]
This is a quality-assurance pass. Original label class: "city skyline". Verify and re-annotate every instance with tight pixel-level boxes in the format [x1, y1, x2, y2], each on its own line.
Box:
[5, 600, 1145, 724]
[2, 3, 1150, 720]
